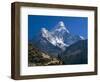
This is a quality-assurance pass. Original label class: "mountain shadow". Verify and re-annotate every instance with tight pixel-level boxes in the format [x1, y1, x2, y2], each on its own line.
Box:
[58, 39, 88, 64]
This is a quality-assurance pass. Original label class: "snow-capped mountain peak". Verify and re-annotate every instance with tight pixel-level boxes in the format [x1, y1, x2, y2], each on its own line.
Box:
[38, 21, 83, 53]
[41, 28, 56, 46]
[58, 21, 65, 28]
[41, 28, 49, 38]
[41, 28, 48, 34]
[41, 26, 68, 50]
[32, 21, 85, 57]
[54, 21, 70, 33]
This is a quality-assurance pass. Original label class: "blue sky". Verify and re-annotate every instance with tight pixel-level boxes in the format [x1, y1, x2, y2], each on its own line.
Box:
[28, 15, 88, 40]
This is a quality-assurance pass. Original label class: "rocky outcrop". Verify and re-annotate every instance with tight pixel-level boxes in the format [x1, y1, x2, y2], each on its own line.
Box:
[28, 43, 62, 66]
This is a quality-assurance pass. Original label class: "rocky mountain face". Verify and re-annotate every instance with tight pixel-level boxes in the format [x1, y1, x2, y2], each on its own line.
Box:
[29, 21, 88, 66]
[32, 21, 83, 57]
[28, 44, 62, 66]
[58, 40, 88, 64]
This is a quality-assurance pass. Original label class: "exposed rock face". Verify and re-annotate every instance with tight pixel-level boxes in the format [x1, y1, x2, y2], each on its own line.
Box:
[32, 21, 82, 57]
[28, 44, 62, 66]
[29, 21, 88, 66]
[58, 40, 88, 64]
